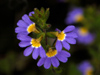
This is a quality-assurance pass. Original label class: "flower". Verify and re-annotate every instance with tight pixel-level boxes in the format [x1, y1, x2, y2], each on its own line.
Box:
[37, 48, 71, 69]
[65, 8, 83, 24]
[77, 61, 93, 75]
[18, 34, 46, 59]
[55, 25, 77, 51]
[75, 27, 95, 45]
[15, 11, 39, 35]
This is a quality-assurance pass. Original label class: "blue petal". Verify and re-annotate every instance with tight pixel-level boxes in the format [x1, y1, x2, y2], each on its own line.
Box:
[17, 34, 31, 41]
[23, 46, 33, 56]
[32, 48, 39, 60]
[17, 20, 28, 27]
[65, 16, 75, 24]
[62, 40, 70, 50]
[63, 25, 75, 33]
[37, 58, 46, 67]
[66, 32, 78, 38]
[39, 46, 46, 58]
[56, 40, 62, 51]
[16, 32, 28, 35]
[59, 50, 71, 57]
[51, 57, 59, 67]
[55, 28, 61, 33]
[29, 11, 34, 16]
[19, 41, 31, 47]
[56, 53, 68, 63]
[22, 14, 33, 25]
[65, 37, 76, 44]
[15, 27, 27, 33]
[65, 8, 83, 24]
[44, 58, 51, 69]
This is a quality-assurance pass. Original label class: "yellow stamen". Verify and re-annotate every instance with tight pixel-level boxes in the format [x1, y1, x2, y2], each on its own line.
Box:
[79, 27, 88, 36]
[75, 14, 83, 22]
[46, 48, 57, 57]
[30, 36, 43, 48]
[86, 68, 93, 75]
[56, 31, 66, 41]
[27, 23, 40, 33]
[31, 39, 41, 48]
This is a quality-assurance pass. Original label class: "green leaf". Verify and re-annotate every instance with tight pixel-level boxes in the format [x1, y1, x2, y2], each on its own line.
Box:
[29, 8, 50, 30]
[45, 8, 50, 21]
[29, 16, 37, 23]
[37, 32, 45, 38]
[34, 8, 40, 15]
[46, 32, 56, 38]
[40, 7, 45, 15]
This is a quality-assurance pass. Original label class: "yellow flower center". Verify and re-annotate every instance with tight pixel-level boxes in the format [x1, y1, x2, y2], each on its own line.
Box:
[79, 27, 88, 36]
[86, 68, 93, 75]
[27, 23, 39, 33]
[31, 39, 41, 48]
[75, 14, 83, 22]
[56, 31, 66, 41]
[46, 48, 57, 57]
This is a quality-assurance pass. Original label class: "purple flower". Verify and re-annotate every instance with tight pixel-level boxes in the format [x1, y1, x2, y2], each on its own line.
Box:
[15, 11, 39, 35]
[37, 48, 71, 69]
[55, 25, 77, 51]
[65, 8, 83, 24]
[77, 61, 93, 75]
[75, 27, 95, 45]
[17, 34, 46, 60]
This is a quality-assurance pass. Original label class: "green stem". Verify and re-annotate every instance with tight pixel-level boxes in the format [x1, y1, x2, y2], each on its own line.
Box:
[51, 65, 58, 75]
[44, 29, 47, 45]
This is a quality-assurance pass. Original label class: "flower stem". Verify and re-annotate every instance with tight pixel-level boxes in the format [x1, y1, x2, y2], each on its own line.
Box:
[51, 65, 58, 75]
[43, 29, 47, 45]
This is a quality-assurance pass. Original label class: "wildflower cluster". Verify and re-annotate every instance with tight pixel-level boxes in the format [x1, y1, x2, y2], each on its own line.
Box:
[65, 8, 95, 45]
[65, 7, 95, 74]
[15, 8, 77, 69]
